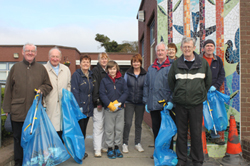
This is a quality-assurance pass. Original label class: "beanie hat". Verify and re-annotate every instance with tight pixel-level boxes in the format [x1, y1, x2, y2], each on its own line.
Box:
[203, 39, 215, 47]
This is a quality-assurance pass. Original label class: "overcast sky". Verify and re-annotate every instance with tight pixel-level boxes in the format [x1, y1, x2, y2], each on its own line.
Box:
[0, 0, 141, 52]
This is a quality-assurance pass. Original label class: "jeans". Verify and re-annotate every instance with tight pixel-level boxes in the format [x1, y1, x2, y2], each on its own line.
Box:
[123, 103, 145, 145]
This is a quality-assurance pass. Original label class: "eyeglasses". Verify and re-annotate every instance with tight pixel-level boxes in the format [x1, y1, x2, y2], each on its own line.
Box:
[24, 50, 36, 53]
[182, 46, 193, 49]
[168, 48, 176, 52]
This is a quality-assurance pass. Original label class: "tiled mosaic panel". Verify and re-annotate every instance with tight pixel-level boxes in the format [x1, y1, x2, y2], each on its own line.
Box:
[157, 0, 240, 158]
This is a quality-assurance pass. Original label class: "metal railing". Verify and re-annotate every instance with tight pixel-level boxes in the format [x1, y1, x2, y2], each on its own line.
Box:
[0, 82, 6, 148]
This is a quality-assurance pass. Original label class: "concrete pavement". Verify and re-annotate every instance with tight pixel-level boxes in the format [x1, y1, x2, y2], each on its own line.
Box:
[60, 118, 155, 166]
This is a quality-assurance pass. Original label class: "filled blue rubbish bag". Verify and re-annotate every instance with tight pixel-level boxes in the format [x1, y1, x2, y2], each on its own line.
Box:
[154, 108, 178, 166]
[207, 90, 230, 131]
[203, 100, 214, 131]
[21, 94, 70, 166]
[61, 88, 87, 164]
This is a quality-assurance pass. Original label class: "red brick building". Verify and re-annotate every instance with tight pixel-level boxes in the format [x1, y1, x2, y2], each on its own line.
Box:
[0, 45, 134, 83]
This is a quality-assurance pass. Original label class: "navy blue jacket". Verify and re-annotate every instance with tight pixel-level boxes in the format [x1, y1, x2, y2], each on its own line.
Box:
[200, 53, 225, 90]
[99, 73, 129, 108]
[143, 58, 173, 111]
[124, 67, 147, 104]
[71, 69, 94, 117]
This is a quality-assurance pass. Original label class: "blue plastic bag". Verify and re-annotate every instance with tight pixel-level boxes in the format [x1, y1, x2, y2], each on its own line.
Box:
[207, 90, 230, 131]
[154, 108, 178, 166]
[203, 100, 214, 131]
[61, 88, 87, 164]
[21, 94, 70, 166]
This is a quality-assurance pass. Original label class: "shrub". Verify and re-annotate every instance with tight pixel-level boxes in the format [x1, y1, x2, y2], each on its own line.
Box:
[1, 88, 11, 140]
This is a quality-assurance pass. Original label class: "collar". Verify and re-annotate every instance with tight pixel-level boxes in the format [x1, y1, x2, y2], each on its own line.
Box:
[152, 57, 171, 71]
[126, 67, 147, 75]
[23, 58, 35, 66]
[184, 56, 195, 62]
[108, 71, 122, 83]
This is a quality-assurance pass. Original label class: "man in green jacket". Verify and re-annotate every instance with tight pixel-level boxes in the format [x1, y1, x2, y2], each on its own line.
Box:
[3, 43, 52, 166]
[168, 37, 212, 166]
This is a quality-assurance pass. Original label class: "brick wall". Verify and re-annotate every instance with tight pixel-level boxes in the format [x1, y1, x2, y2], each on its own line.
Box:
[138, 0, 158, 128]
[240, 0, 250, 159]
[138, 0, 157, 71]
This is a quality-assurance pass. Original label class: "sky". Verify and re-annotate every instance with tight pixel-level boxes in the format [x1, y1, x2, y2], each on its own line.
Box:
[0, 0, 141, 52]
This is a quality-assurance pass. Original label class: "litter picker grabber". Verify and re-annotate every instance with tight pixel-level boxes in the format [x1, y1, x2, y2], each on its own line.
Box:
[207, 100, 217, 135]
[30, 93, 41, 135]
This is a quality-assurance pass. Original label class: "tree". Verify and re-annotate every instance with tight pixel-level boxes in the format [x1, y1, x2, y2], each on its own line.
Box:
[95, 33, 138, 53]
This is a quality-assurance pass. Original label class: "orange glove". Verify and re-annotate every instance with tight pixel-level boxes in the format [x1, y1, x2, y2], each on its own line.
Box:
[107, 102, 116, 112]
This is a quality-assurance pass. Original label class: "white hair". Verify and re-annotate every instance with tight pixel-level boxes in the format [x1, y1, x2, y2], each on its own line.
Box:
[48, 47, 62, 57]
[155, 42, 168, 52]
[23, 43, 37, 51]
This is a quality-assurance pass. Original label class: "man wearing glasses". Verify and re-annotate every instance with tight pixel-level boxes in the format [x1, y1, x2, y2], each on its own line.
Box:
[3, 43, 52, 166]
[168, 37, 212, 166]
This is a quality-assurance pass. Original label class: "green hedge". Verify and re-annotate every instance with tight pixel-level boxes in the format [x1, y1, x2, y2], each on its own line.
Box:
[1, 88, 11, 139]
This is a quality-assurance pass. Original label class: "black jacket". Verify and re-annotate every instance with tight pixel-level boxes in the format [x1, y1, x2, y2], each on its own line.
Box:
[92, 63, 107, 107]
[125, 67, 147, 104]
[199, 53, 225, 90]
[168, 52, 212, 109]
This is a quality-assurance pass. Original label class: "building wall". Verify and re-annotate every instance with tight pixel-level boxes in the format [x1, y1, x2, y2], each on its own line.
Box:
[240, 0, 250, 160]
[157, 0, 240, 158]
[138, 0, 158, 129]
[0, 46, 134, 82]
[138, 0, 158, 69]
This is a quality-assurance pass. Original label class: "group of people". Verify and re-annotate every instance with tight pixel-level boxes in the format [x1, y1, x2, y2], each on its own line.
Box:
[3, 35, 225, 166]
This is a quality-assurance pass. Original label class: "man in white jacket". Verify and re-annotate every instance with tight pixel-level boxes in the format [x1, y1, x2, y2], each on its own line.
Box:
[44, 47, 71, 141]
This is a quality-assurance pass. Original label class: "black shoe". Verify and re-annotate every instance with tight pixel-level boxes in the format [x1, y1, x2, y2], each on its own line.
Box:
[83, 153, 88, 159]
[211, 138, 225, 145]
[150, 155, 154, 159]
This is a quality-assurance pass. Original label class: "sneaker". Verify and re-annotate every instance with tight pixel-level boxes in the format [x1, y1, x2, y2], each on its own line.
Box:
[83, 153, 88, 159]
[211, 138, 225, 145]
[122, 143, 129, 153]
[114, 148, 123, 158]
[94, 150, 102, 158]
[101, 148, 108, 153]
[107, 149, 116, 159]
[135, 143, 144, 152]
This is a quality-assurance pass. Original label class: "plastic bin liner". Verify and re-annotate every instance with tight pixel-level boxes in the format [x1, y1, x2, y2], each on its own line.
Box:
[203, 100, 214, 131]
[61, 88, 87, 164]
[207, 90, 230, 132]
[21, 94, 70, 166]
[154, 108, 178, 166]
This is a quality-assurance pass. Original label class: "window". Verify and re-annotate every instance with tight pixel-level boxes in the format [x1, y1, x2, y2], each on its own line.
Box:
[0, 62, 16, 81]
[141, 38, 144, 57]
[150, 20, 155, 45]
[150, 19, 155, 65]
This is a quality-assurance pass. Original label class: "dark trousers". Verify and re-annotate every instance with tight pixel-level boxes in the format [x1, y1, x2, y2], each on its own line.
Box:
[78, 117, 90, 139]
[57, 131, 64, 144]
[12, 121, 24, 166]
[175, 104, 204, 166]
[150, 110, 174, 150]
[123, 103, 145, 145]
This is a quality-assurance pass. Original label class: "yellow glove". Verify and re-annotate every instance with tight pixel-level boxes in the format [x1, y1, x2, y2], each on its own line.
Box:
[113, 100, 121, 107]
[107, 102, 116, 112]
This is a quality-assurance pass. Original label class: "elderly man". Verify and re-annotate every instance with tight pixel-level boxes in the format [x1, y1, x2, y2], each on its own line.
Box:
[201, 39, 225, 145]
[92, 52, 109, 157]
[44, 47, 71, 141]
[143, 42, 173, 158]
[3, 43, 52, 166]
[168, 37, 212, 166]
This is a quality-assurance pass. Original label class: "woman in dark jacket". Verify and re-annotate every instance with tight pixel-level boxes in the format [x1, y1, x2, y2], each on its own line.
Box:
[92, 52, 109, 157]
[71, 54, 94, 159]
[122, 54, 147, 153]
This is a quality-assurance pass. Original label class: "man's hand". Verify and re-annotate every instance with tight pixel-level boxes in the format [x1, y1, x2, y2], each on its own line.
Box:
[5, 113, 8, 116]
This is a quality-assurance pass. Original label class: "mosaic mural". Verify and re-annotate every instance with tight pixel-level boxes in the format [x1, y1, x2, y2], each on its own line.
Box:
[157, 0, 240, 157]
